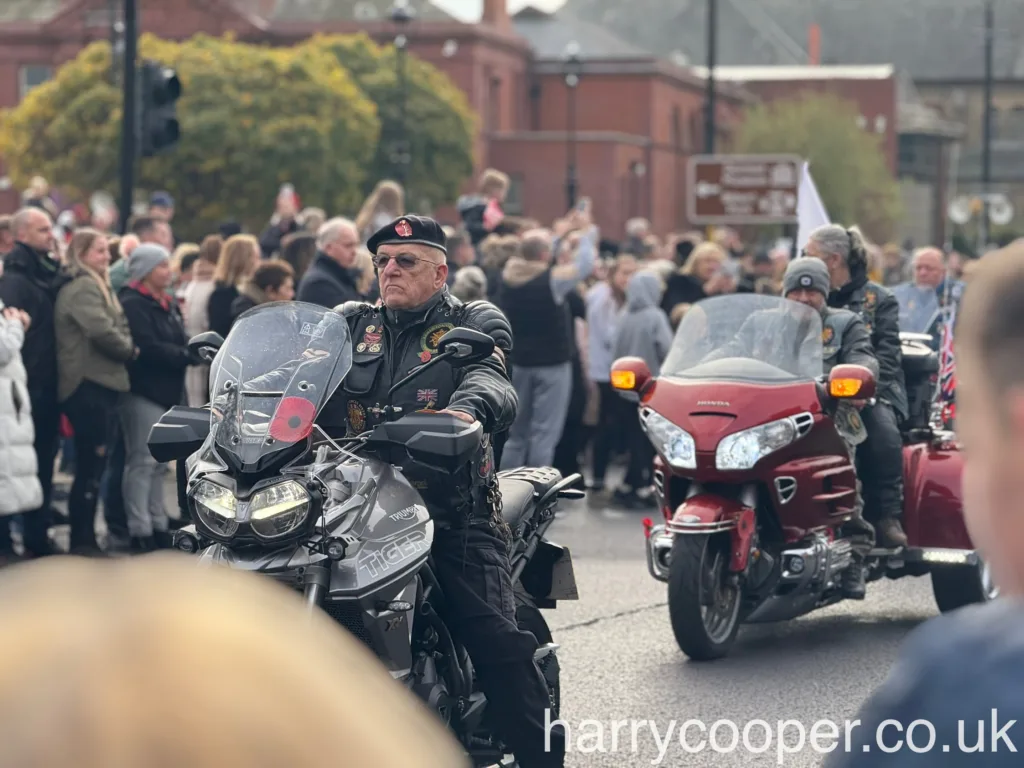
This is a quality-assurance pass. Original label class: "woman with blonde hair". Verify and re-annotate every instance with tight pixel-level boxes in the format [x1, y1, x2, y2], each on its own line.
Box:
[661, 241, 732, 317]
[0, 555, 468, 768]
[170, 243, 200, 296]
[352, 249, 379, 302]
[207, 234, 259, 338]
[182, 235, 222, 406]
[355, 180, 405, 243]
[55, 228, 137, 555]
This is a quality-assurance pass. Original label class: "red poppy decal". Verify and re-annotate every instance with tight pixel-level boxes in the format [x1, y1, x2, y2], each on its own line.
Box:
[269, 396, 317, 443]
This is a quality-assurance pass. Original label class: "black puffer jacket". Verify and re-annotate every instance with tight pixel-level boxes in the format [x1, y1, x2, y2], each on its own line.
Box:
[0, 242, 71, 399]
[324, 288, 516, 526]
[295, 253, 362, 308]
[119, 284, 191, 409]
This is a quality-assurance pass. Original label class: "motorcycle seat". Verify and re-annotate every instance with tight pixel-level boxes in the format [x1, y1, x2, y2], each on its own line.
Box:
[498, 478, 537, 530]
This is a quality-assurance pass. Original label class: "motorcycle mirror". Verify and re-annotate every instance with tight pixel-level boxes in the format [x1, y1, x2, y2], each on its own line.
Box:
[828, 364, 877, 400]
[188, 331, 224, 363]
[610, 357, 652, 394]
[436, 327, 495, 367]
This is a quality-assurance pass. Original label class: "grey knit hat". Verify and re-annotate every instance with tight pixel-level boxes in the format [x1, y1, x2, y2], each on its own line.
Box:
[783, 257, 831, 298]
[127, 243, 170, 282]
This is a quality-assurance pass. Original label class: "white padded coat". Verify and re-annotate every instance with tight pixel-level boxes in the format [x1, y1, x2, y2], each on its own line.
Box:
[0, 301, 42, 516]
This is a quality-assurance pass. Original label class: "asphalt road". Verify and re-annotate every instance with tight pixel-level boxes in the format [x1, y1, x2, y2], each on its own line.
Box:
[542, 496, 939, 768]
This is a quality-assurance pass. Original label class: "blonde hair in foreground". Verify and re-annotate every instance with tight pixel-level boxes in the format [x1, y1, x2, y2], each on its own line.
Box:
[0, 555, 467, 768]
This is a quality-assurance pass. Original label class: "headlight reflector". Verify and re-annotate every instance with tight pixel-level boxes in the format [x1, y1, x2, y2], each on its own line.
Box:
[192, 480, 239, 537]
[642, 410, 696, 469]
[716, 417, 799, 471]
[249, 480, 310, 539]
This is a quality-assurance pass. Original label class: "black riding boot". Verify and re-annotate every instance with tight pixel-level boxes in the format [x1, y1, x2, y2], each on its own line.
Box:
[841, 562, 867, 600]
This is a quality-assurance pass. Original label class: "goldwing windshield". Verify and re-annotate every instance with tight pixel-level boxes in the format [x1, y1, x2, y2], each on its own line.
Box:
[661, 294, 824, 383]
[208, 303, 353, 467]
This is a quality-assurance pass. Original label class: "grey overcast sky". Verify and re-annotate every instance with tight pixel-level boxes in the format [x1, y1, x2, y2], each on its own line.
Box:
[431, 0, 566, 21]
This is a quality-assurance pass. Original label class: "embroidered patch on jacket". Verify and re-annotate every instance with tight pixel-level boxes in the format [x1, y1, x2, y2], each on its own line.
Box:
[416, 388, 438, 403]
[421, 323, 454, 353]
[822, 326, 834, 344]
[347, 401, 366, 433]
[865, 289, 877, 309]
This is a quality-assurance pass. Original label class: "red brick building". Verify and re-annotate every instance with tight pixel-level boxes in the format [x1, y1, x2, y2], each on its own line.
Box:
[0, 0, 752, 235]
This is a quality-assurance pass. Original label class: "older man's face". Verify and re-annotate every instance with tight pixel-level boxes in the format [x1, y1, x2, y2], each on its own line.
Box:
[323, 224, 360, 268]
[913, 249, 945, 288]
[17, 210, 53, 252]
[376, 243, 448, 310]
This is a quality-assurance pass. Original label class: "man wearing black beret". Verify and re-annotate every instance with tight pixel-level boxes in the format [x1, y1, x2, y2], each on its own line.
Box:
[322, 214, 563, 767]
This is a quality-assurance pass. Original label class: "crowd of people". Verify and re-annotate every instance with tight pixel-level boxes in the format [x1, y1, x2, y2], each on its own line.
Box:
[0, 169, 971, 558]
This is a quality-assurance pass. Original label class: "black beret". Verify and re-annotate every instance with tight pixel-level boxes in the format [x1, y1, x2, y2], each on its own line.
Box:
[367, 215, 447, 256]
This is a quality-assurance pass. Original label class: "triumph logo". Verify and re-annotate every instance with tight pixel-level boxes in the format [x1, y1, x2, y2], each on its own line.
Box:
[389, 505, 421, 522]
[697, 401, 730, 407]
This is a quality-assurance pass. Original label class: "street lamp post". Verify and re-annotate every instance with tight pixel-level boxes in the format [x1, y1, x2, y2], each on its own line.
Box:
[979, 0, 994, 252]
[704, 0, 717, 154]
[390, 1, 414, 185]
[117, 0, 137, 235]
[563, 41, 582, 211]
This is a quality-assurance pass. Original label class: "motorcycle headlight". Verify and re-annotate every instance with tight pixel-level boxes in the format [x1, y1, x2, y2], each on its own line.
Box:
[716, 416, 800, 471]
[192, 480, 239, 538]
[641, 410, 696, 470]
[249, 480, 311, 540]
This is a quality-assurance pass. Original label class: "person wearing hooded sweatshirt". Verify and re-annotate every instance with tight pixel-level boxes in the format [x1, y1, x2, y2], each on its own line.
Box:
[611, 271, 674, 508]
[119, 244, 195, 553]
[0, 207, 70, 557]
[499, 210, 597, 470]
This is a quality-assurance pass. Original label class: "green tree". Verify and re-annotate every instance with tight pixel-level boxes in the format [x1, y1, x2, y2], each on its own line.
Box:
[303, 34, 477, 210]
[0, 34, 380, 239]
[732, 93, 902, 243]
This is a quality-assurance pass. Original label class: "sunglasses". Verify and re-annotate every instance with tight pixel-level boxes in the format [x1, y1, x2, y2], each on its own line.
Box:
[372, 253, 441, 271]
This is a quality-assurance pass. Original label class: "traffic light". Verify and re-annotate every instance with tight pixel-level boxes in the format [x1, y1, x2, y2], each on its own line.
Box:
[138, 60, 181, 157]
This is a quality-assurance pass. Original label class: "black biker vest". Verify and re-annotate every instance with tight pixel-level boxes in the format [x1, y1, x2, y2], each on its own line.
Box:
[500, 268, 572, 368]
[321, 291, 495, 526]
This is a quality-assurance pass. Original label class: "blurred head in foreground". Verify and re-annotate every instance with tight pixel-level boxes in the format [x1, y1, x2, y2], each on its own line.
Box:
[0, 555, 467, 768]
[956, 244, 1024, 598]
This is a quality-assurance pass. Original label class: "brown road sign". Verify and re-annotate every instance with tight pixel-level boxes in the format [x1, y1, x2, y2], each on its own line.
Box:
[687, 154, 801, 224]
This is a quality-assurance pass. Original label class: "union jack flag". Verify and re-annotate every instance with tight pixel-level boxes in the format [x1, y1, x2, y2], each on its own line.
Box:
[935, 280, 964, 427]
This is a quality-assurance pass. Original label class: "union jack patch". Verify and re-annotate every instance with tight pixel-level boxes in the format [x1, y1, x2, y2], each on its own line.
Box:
[417, 389, 438, 403]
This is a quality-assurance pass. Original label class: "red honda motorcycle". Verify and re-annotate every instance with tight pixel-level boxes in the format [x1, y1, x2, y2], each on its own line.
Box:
[611, 294, 995, 661]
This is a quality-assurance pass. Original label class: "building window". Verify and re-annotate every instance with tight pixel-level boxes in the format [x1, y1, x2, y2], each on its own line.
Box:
[19, 65, 53, 101]
[1005, 106, 1024, 139]
[504, 173, 524, 215]
[671, 107, 682, 150]
[488, 77, 501, 133]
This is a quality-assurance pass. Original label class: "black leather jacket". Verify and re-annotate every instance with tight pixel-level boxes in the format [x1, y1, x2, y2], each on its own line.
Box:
[323, 288, 516, 527]
[829, 278, 908, 420]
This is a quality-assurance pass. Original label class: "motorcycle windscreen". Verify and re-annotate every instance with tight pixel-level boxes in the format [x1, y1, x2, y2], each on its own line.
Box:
[208, 302, 354, 467]
[662, 293, 824, 383]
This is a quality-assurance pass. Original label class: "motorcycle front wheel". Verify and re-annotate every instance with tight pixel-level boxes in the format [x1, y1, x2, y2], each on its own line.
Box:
[667, 533, 741, 661]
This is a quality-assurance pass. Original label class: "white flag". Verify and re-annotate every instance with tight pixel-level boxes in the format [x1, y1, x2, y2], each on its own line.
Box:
[796, 161, 830, 254]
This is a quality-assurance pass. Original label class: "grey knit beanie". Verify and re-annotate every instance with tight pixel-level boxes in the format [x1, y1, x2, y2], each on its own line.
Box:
[783, 257, 831, 298]
[127, 243, 170, 282]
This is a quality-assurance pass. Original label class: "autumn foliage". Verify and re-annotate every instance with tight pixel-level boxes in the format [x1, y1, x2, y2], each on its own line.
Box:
[0, 33, 476, 238]
[732, 93, 902, 243]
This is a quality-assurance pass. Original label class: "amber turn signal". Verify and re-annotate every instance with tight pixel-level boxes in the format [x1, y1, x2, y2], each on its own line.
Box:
[829, 378, 863, 397]
[611, 370, 636, 390]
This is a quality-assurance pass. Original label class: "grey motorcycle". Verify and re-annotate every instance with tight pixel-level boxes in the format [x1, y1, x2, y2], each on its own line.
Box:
[147, 302, 582, 767]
